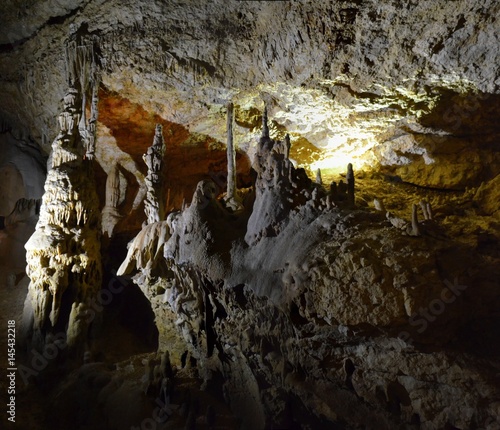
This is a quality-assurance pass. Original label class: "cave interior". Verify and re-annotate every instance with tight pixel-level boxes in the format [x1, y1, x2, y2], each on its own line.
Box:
[0, 1, 499, 429]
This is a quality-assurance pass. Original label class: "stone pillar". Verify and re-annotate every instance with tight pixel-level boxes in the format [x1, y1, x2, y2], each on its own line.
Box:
[346, 163, 355, 207]
[23, 87, 102, 354]
[143, 124, 166, 224]
[226, 102, 237, 201]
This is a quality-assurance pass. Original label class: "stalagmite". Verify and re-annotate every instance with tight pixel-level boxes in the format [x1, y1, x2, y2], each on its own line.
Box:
[411, 203, 421, 236]
[427, 202, 434, 220]
[245, 111, 299, 244]
[23, 85, 102, 354]
[316, 168, 323, 185]
[226, 102, 236, 200]
[262, 106, 270, 139]
[284, 133, 291, 159]
[346, 163, 355, 207]
[420, 199, 430, 220]
[101, 163, 123, 237]
[224, 102, 242, 211]
[143, 124, 166, 225]
[22, 39, 102, 355]
[373, 198, 386, 212]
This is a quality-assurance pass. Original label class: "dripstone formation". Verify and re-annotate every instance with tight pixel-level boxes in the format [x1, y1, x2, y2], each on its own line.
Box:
[115, 113, 500, 430]
[22, 86, 102, 355]
[143, 124, 166, 225]
[1, 2, 499, 429]
[21, 39, 102, 355]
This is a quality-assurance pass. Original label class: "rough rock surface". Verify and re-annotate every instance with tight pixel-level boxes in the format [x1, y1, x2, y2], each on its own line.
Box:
[120, 126, 500, 429]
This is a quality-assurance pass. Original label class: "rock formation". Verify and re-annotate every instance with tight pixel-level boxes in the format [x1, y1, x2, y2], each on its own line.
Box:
[101, 163, 123, 237]
[0, 2, 499, 429]
[143, 124, 166, 225]
[346, 162, 355, 207]
[245, 109, 303, 245]
[113, 113, 500, 429]
[224, 102, 242, 212]
[22, 44, 102, 354]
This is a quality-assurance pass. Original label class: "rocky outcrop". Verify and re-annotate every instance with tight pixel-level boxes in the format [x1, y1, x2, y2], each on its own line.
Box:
[118, 119, 500, 429]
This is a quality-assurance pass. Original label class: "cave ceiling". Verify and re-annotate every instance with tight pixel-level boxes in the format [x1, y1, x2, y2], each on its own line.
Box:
[0, 0, 499, 191]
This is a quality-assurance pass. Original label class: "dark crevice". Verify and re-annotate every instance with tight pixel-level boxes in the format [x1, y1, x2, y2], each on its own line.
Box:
[385, 175, 465, 192]
[334, 82, 381, 102]
[400, 181, 464, 193]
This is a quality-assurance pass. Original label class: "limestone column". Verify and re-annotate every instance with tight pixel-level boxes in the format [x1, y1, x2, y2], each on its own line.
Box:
[23, 87, 102, 354]
[226, 102, 237, 202]
[347, 163, 355, 207]
[143, 124, 166, 224]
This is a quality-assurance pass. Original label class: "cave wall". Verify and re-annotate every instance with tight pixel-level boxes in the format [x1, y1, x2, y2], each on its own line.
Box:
[0, 0, 499, 195]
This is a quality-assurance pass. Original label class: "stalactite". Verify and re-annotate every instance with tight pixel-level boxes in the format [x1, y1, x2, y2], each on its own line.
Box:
[106, 164, 121, 209]
[102, 163, 124, 237]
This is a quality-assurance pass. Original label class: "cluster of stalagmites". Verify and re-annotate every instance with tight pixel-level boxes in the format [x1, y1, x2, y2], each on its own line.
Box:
[23, 78, 102, 354]
[376, 197, 435, 237]
[119, 106, 358, 276]
[117, 107, 499, 429]
[246, 107, 360, 245]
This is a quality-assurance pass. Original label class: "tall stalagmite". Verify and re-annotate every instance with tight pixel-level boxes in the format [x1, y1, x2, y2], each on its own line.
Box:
[224, 102, 242, 211]
[22, 39, 102, 354]
[143, 124, 166, 225]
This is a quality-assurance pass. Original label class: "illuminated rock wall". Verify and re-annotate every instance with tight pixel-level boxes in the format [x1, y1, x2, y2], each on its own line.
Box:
[1, 0, 499, 194]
